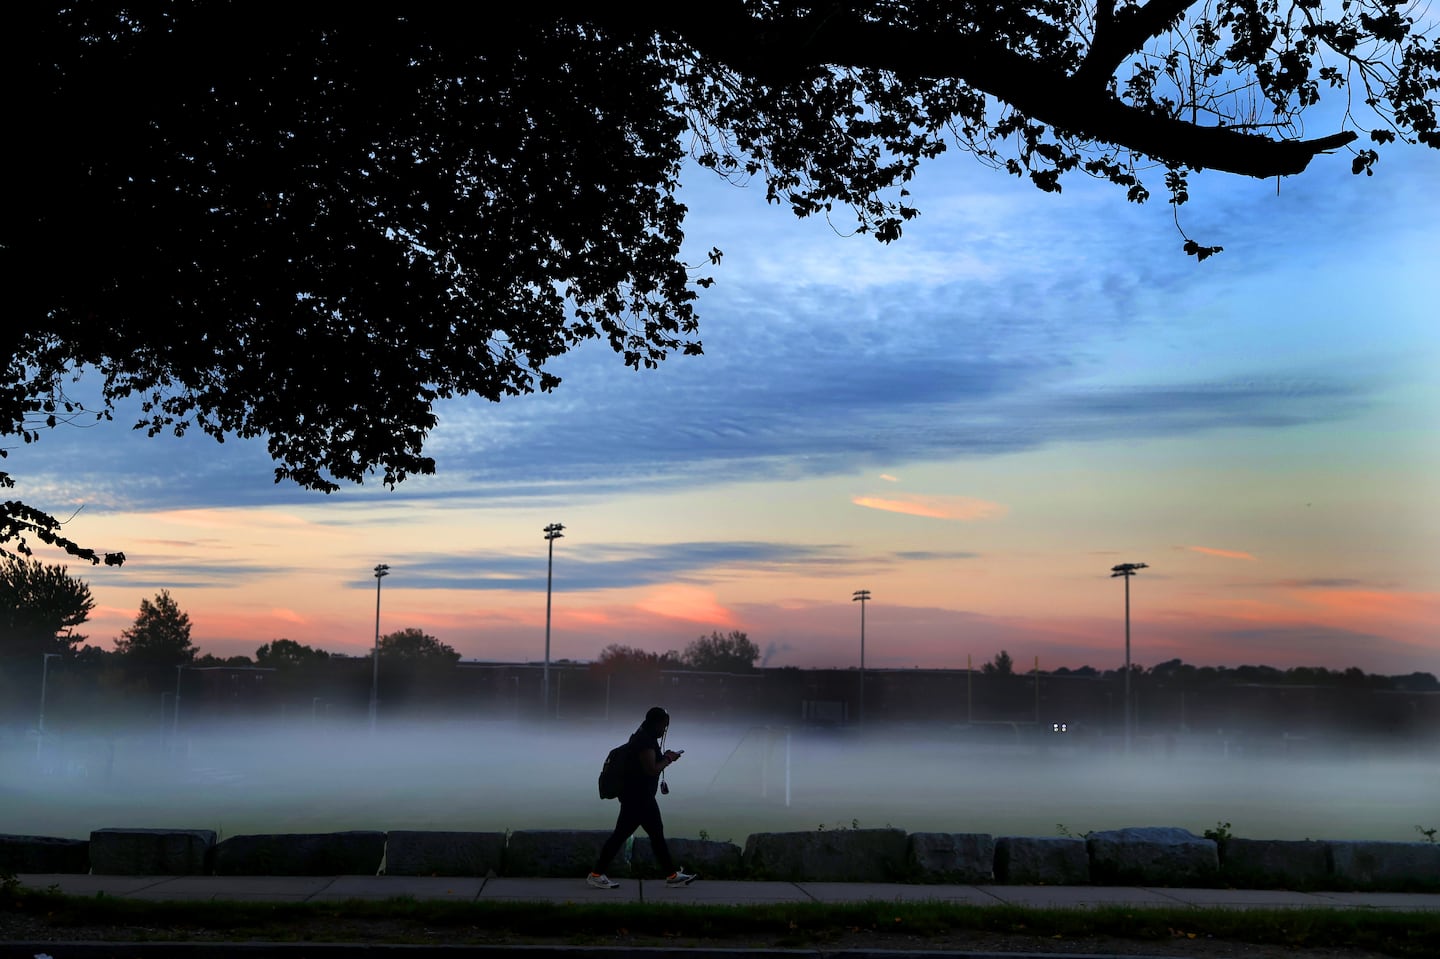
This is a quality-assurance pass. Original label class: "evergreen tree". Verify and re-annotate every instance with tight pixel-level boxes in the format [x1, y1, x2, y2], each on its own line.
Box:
[0, 554, 94, 658]
[982, 650, 1015, 676]
[113, 590, 197, 665]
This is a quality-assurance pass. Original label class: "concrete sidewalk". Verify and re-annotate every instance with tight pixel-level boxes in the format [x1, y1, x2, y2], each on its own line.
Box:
[15, 874, 1440, 911]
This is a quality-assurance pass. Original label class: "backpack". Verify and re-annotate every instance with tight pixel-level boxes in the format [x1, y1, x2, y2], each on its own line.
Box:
[597, 741, 633, 800]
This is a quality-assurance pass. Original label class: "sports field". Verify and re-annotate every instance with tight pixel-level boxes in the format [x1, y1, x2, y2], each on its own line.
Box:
[2, 720, 1435, 846]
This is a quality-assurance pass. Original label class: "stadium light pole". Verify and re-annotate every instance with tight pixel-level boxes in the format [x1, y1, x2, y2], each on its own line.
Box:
[1110, 562, 1148, 755]
[543, 523, 565, 720]
[172, 663, 185, 739]
[369, 563, 390, 734]
[37, 652, 60, 760]
[852, 589, 870, 725]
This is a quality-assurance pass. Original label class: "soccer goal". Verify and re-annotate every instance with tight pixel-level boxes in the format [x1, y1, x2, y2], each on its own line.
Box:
[706, 725, 791, 806]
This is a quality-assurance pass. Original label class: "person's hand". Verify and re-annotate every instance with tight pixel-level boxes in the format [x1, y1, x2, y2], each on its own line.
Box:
[664, 749, 681, 762]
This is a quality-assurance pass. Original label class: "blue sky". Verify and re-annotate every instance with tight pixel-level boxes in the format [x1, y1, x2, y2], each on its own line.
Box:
[13, 125, 1439, 675]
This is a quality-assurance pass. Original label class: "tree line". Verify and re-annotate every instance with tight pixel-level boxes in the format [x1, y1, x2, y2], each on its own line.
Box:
[0, 555, 761, 673]
[977, 648, 1437, 692]
[4, 557, 1429, 694]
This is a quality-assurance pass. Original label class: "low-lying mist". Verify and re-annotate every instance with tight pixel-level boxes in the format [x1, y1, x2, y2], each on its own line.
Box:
[3, 718, 1436, 846]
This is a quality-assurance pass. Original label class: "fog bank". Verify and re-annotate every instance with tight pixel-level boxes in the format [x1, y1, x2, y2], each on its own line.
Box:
[2, 719, 1435, 845]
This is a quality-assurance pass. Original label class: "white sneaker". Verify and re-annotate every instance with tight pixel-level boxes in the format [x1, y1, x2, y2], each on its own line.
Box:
[664, 868, 697, 886]
[586, 872, 620, 889]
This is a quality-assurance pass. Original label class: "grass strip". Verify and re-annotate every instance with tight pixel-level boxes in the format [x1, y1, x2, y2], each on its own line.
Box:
[5, 887, 1438, 957]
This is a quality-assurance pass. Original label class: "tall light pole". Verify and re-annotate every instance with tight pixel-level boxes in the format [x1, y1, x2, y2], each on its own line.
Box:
[852, 589, 870, 725]
[172, 663, 185, 740]
[369, 563, 390, 733]
[543, 523, 565, 720]
[1110, 562, 1148, 755]
[37, 652, 60, 760]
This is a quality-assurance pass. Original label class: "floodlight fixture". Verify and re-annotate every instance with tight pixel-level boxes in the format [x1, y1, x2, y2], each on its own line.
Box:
[543, 523, 566, 719]
[1109, 561, 1148, 754]
[369, 563, 391, 733]
[852, 589, 871, 724]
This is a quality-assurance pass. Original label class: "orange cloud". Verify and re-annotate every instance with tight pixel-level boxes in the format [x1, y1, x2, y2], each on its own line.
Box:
[879, 473, 900, 483]
[271, 608, 308, 625]
[1205, 597, 1300, 623]
[566, 607, 620, 627]
[1187, 546, 1259, 561]
[852, 495, 1007, 521]
[137, 508, 343, 538]
[1298, 589, 1440, 626]
[634, 585, 738, 627]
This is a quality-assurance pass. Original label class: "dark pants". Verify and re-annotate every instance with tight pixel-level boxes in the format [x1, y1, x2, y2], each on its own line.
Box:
[593, 795, 673, 875]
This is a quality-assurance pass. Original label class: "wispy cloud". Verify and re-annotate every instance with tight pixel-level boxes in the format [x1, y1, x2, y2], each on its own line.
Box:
[1297, 588, 1440, 629]
[90, 557, 302, 590]
[852, 494, 1007, 521]
[366, 541, 860, 593]
[1276, 578, 1368, 589]
[12, 246, 1379, 514]
[893, 550, 982, 561]
[1207, 625, 1401, 666]
[1193, 586, 1440, 654]
[141, 508, 317, 530]
[1186, 546, 1258, 561]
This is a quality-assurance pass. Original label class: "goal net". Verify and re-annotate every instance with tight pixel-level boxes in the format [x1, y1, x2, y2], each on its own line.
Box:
[706, 725, 791, 806]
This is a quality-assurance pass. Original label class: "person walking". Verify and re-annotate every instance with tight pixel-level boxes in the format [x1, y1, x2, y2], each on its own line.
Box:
[588, 705, 696, 888]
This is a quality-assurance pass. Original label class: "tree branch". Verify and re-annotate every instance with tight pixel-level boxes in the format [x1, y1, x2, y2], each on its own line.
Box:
[546, 1, 1358, 178]
[1074, 0, 1200, 89]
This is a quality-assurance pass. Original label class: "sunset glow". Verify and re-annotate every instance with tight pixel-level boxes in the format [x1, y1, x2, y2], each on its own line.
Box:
[11, 144, 1438, 678]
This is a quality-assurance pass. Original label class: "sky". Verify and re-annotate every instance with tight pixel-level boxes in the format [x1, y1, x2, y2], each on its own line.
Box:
[12, 118, 1440, 676]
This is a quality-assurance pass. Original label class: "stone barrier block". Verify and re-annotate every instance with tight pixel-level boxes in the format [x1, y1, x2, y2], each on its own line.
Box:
[907, 832, 995, 883]
[631, 837, 744, 878]
[1329, 841, 1440, 891]
[744, 828, 909, 881]
[0, 834, 90, 874]
[505, 829, 618, 877]
[384, 830, 505, 877]
[1221, 838, 1330, 888]
[1087, 827, 1218, 886]
[994, 836, 1090, 885]
[89, 828, 215, 875]
[212, 831, 385, 876]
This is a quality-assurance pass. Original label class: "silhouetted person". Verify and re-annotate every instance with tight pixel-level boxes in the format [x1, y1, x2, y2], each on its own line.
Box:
[588, 706, 695, 888]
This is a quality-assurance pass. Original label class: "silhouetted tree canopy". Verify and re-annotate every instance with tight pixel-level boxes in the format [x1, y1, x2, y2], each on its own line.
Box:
[113, 589, 197, 665]
[7, 2, 1437, 562]
[377, 628, 460, 664]
[983, 649, 1016, 676]
[594, 643, 683, 674]
[1045, 657, 1437, 690]
[194, 653, 256, 667]
[683, 630, 761, 672]
[0, 555, 94, 658]
[255, 638, 332, 669]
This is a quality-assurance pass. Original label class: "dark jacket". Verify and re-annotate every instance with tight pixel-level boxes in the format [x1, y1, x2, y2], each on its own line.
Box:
[619, 726, 663, 803]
